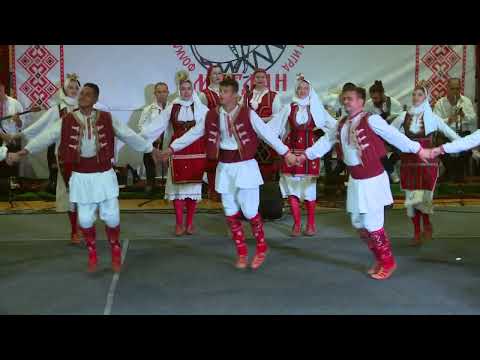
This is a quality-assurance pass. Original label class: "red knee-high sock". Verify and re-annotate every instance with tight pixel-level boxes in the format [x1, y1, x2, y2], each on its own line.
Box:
[226, 212, 247, 256]
[412, 210, 421, 236]
[250, 213, 267, 254]
[422, 213, 431, 226]
[185, 198, 197, 228]
[305, 200, 316, 228]
[68, 211, 78, 235]
[288, 196, 301, 227]
[106, 225, 121, 271]
[369, 228, 396, 270]
[173, 200, 185, 227]
[80, 226, 97, 270]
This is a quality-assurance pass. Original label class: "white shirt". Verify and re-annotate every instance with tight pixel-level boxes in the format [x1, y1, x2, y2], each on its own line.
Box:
[140, 101, 207, 146]
[25, 109, 153, 156]
[138, 101, 168, 133]
[199, 86, 220, 107]
[433, 95, 477, 133]
[170, 105, 289, 156]
[0, 96, 30, 134]
[305, 113, 421, 162]
[443, 129, 480, 154]
[364, 95, 403, 123]
[391, 111, 460, 141]
[268, 103, 337, 140]
[248, 88, 282, 121]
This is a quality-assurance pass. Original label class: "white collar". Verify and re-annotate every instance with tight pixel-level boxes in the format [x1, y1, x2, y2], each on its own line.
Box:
[220, 105, 239, 116]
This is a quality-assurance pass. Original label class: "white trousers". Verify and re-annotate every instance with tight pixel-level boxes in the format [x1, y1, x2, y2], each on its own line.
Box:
[222, 187, 260, 220]
[77, 197, 120, 229]
[350, 206, 385, 232]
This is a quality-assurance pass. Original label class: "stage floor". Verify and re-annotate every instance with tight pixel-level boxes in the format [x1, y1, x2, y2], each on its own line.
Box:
[1, 206, 480, 315]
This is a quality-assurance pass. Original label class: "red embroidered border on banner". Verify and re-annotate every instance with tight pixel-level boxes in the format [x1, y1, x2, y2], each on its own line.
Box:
[415, 45, 467, 105]
[9, 45, 16, 98]
[60, 45, 65, 87]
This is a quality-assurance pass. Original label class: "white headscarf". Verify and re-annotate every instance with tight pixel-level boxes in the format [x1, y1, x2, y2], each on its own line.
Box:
[407, 84, 436, 135]
[172, 80, 208, 122]
[292, 74, 335, 130]
[57, 73, 80, 108]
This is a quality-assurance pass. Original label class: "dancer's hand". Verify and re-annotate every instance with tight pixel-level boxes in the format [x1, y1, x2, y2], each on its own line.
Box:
[155, 147, 173, 163]
[296, 153, 307, 166]
[417, 148, 431, 163]
[284, 151, 297, 167]
[430, 147, 444, 160]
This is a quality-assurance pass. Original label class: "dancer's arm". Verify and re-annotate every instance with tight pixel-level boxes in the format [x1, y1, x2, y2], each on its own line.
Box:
[368, 114, 421, 153]
[113, 117, 153, 153]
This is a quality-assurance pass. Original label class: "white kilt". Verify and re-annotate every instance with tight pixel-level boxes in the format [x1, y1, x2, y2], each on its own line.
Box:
[69, 168, 119, 204]
[404, 190, 434, 217]
[215, 159, 264, 193]
[346, 171, 393, 214]
[164, 167, 203, 201]
[279, 174, 317, 201]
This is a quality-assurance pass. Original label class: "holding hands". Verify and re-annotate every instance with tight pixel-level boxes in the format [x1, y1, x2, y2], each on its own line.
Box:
[284, 151, 308, 167]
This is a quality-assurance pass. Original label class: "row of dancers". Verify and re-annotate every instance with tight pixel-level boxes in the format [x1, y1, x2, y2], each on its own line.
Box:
[1, 68, 479, 280]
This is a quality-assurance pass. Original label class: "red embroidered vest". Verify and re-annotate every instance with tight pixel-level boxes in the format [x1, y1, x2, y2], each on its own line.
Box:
[205, 105, 258, 163]
[336, 113, 387, 180]
[58, 110, 115, 184]
[281, 104, 320, 176]
[202, 88, 220, 110]
[169, 103, 206, 183]
[246, 90, 277, 118]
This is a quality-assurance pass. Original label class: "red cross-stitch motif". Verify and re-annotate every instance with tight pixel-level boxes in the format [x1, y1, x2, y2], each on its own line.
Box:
[17, 45, 59, 108]
[416, 45, 466, 105]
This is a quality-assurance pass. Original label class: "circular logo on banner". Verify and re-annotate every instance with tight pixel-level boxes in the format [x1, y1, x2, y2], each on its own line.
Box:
[190, 45, 287, 78]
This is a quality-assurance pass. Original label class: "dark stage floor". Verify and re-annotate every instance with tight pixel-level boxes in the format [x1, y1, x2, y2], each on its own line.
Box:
[1, 207, 480, 315]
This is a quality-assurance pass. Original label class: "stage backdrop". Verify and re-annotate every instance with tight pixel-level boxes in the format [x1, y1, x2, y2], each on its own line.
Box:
[11, 45, 477, 179]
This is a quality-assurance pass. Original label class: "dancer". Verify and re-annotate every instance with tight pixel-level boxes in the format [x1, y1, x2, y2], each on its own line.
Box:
[391, 81, 459, 246]
[157, 76, 296, 270]
[16, 74, 83, 244]
[299, 86, 430, 280]
[244, 68, 283, 180]
[199, 65, 224, 202]
[141, 71, 208, 236]
[10, 83, 157, 273]
[268, 74, 336, 236]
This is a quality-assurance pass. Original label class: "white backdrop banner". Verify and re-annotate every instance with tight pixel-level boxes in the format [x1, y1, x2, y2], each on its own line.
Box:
[13, 45, 477, 178]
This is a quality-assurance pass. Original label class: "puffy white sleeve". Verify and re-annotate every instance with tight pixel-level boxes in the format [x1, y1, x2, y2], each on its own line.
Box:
[368, 114, 421, 153]
[266, 104, 291, 139]
[313, 108, 337, 132]
[199, 92, 208, 106]
[433, 98, 447, 118]
[24, 121, 61, 154]
[137, 106, 151, 133]
[390, 112, 406, 132]
[22, 106, 60, 141]
[0, 145, 7, 161]
[442, 130, 480, 153]
[113, 117, 153, 153]
[169, 114, 206, 153]
[434, 113, 461, 141]
[272, 94, 283, 115]
[140, 105, 171, 144]
[305, 126, 337, 160]
[250, 110, 289, 155]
